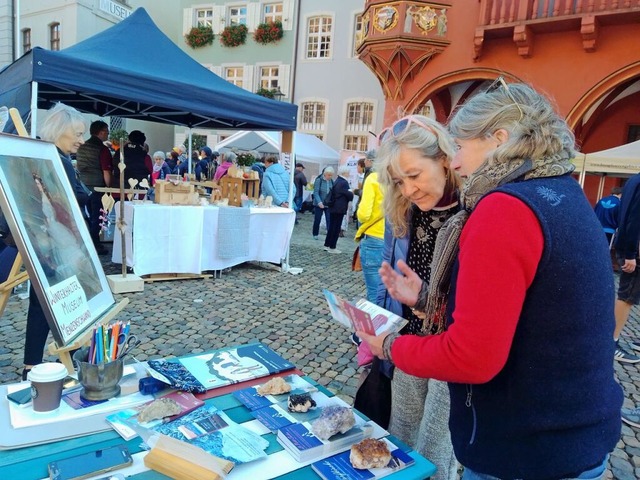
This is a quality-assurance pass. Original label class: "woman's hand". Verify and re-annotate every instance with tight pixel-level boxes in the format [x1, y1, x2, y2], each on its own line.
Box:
[357, 331, 389, 359]
[379, 260, 421, 307]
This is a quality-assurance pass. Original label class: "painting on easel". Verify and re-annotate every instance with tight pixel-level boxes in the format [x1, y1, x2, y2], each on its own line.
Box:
[0, 133, 114, 346]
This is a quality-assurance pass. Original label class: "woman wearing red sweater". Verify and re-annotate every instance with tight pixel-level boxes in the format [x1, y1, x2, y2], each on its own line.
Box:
[360, 80, 622, 480]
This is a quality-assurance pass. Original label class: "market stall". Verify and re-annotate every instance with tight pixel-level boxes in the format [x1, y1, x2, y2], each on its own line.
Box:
[111, 202, 295, 276]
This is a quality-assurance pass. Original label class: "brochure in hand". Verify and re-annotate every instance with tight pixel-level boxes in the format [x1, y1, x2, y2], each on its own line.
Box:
[232, 374, 317, 411]
[322, 290, 408, 335]
[148, 342, 295, 392]
[311, 438, 415, 480]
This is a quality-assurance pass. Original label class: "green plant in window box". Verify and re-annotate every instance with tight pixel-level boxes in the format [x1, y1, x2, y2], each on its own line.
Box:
[185, 26, 215, 49]
[220, 24, 248, 47]
[253, 21, 284, 45]
[255, 87, 278, 99]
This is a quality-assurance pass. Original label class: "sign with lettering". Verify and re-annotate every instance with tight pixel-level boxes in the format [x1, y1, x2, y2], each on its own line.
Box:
[48, 276, 93, 343]
[99, 0, 132, 21]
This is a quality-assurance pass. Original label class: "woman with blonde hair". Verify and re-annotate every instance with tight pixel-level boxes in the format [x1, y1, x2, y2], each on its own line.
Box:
[357, 114, 460, 479]
[361, 80, 622, 479]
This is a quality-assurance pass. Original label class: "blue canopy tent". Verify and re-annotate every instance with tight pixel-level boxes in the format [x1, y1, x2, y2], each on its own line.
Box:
[0, 8, 297, 133]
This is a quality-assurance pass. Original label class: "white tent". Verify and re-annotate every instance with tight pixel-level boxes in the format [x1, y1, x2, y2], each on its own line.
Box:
[575, 140, 640, 186]
[215, 131, 340, 179]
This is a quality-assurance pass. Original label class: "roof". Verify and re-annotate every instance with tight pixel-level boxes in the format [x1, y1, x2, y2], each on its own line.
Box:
[0, 8, 297, 132]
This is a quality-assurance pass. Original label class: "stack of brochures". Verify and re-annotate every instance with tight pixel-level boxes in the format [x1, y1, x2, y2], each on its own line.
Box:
[311, 438, 416, 480]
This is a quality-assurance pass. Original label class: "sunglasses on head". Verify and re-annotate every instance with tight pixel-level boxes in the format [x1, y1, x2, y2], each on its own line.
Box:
[486, 76, 524, 121]
[378, 115, 436, 146]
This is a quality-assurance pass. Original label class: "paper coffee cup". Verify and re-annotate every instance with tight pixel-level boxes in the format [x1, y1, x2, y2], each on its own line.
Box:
[27, 363, 68, 413]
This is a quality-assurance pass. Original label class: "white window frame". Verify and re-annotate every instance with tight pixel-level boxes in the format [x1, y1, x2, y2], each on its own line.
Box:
[225, 66, 245, 88]
[259, 65, 280, 90]
[263, 2, 284, 23]
[342, 99, 376, 152]
[195, 7, 214, 28]
[305, 14, 333, 60]
[351, 12, 364, 57]
[49, 22, 60, 51]
[22, 28, 31, 54]
[299, 100, 327, 136]
[227, 4, 248, 26]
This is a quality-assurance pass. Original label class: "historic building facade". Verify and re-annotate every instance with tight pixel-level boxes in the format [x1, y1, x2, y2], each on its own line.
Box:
[357, 0, 640, 201]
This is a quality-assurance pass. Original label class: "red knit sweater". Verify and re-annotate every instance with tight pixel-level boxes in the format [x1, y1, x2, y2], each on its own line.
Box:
[391, 193, 544, 383]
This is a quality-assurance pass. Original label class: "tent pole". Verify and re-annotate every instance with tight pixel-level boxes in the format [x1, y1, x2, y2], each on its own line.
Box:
[578, 153, 586, 188]
[188, 128, 192, 175]
[30, 81, 38, 138]
[281, 131, 302, 275]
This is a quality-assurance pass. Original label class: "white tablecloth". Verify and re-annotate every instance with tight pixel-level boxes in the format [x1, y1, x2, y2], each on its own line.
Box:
[111, 202, 295, 275]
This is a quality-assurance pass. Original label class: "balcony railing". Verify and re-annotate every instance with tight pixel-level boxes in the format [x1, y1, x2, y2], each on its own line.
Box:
[479, 0, 640, 25]
[475, 0, 640, 58]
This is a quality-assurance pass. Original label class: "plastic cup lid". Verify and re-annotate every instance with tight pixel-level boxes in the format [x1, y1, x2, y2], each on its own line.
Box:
[27, 362, 68, 383]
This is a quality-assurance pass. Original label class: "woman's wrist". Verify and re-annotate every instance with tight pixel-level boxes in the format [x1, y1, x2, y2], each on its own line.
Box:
[382, 332, 400, 362]
[409, 281, 429, 317]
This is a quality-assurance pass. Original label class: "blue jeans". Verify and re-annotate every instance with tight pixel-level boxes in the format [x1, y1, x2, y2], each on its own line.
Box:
[360, 235, 384, 302]
[462, 456, 607, 480]
[313, 206, 330, 237]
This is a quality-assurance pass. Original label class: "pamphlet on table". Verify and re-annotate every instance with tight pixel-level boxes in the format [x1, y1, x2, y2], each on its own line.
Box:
[311, 437, 415, 480]
[147, 342, 295, 392]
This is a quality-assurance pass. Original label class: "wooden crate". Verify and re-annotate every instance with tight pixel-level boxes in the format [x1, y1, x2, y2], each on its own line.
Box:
[218, 175, 260, 207]
[153, 180, 199, 205]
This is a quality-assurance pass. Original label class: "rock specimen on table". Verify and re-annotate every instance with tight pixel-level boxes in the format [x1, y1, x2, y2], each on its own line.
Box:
[311, 405, 356, 440]
[137, 398, 181, 423]
[257, 376, 291, 396]
[350, 438, 392, 470]
[287, 392, 317, 413]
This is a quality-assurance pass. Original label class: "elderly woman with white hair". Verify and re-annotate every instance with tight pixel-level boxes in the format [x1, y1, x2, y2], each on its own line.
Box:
[312, 166, 334, 239]
[323, 165, 353, 254]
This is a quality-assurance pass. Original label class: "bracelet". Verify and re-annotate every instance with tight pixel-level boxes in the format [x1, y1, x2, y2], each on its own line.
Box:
[382, 332, 400, 362]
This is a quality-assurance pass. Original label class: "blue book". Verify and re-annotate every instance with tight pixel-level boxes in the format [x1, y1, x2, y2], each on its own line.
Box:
[232, 374, 317, 411]
[277, 416, 374, 462]
[151, 342, 296, 392]
[311, 438, 415, 480]
[250, 398, 325, 433]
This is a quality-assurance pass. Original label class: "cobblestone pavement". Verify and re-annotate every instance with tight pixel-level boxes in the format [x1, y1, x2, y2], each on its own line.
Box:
[1, 211, 639, 478]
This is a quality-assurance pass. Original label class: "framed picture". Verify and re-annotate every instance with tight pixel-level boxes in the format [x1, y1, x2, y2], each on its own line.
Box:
[0, 133, 114, 346]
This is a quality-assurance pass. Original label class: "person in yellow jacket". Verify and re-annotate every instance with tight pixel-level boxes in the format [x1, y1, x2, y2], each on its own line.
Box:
[355, 170, 385, 302]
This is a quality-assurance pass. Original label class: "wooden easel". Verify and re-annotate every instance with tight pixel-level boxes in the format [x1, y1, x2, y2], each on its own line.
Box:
[0, 252, 29, 316]
[4, 108, 129, 374]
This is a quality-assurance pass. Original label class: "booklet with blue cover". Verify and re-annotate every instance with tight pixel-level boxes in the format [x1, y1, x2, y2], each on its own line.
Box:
[232, 374, 317, 411]
[311, 438, 415, 480]
[148, 342, 296, 392]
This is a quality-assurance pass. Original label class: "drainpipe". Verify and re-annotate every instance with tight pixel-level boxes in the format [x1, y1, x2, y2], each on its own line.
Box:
[13, 0, 20, 60]
[289, 0, 301, 104]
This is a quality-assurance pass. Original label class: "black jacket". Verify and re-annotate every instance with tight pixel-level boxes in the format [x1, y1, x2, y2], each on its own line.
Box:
[328, 176, 353, 215]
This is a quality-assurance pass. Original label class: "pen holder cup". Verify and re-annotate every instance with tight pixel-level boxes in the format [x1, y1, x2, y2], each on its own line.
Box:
[73, 347, 124, 401]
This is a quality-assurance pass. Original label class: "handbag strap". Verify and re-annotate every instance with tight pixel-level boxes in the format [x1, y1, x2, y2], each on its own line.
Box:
[355, 214, 384, 242]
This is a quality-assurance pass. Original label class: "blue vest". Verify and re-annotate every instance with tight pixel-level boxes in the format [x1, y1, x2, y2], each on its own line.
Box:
[446, 175, 622, 479]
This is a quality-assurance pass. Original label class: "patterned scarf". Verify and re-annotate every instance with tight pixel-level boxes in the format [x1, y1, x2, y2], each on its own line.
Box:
[421, 153, 575, 334]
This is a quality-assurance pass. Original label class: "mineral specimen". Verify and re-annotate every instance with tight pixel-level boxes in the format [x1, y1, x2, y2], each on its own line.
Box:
[256, 377, 291, 396]
[287, 392, 317, 413]
[350, 438, 392, 469]
[310, 405, 356, 440]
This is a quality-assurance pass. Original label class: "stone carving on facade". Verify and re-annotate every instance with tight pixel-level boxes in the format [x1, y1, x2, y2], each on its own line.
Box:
[373, 5, 398, 33]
